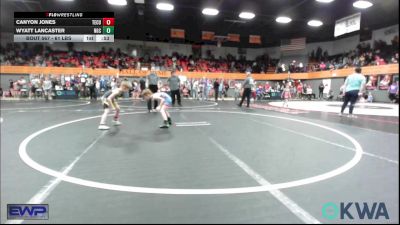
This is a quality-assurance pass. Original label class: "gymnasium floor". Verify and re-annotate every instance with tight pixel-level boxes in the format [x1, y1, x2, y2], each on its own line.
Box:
[1, 98, 398, 224]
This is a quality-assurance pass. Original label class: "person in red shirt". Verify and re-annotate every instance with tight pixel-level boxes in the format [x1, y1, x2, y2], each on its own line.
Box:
[264, 82, 271, 92]
[296, 83, 303, 99]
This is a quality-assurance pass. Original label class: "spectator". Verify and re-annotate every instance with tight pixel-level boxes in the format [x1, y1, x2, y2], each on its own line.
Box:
[132, 80, 140, 99]
[319, 62, 326, 71]
[306, 85, 314, 100]
[219, 79, 225, 101]
[110, 77, 117, 90]
[95, 78, 101, 98]
[201, 77, 209, 101]
[303, 83, 307, 97]
[207, 79, 213, 99]
[297, 82, 303, 99]
[234, 81, 242, 101]
[43, 76, 52, 100]
[213, 79, 220, 102]
[276, 82, 281, 92]
[298, 62, 304, 72]
[388, 81, 399, 103]
[379, 75, 391, 89]
[29, 76, 40, 99]
[318, 82, 324, 99]
[139, 76, 146, 93]
[8, 79, 14, 97]
[323, 84, 330, 99]
[289, 60, 296, 73]
[86, 75, 96, 100]
[327, 89, 334, 101]
[264, 82, 271, 93]
[192, 79, 199, 100]
[367, 92, 374, 103]
[186, 80, 192, 97]
[281, 63, 286, 73]
[391, 53, 399, 63]
[224, 80, 229, 98]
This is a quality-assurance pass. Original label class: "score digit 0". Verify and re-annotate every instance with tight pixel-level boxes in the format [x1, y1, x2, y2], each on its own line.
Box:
[102, 18, 115, 26]
[102, 26, 114, 34]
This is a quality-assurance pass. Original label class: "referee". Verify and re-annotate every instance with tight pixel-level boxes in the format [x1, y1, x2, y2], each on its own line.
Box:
[339, 67, 366, 118]
[168, 71, 182, 106]
[147, 72, 159, 112]
[238, 72, 254, 108]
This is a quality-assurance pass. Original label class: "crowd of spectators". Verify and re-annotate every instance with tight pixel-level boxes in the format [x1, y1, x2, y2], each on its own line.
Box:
[4, 74, 113, 99]
[276, 60, 307, 73]
[1, 38, 398, 102]
[274, 36, 399, 73]
[2, 36, 397, 75]
[308, 36, 399, 71]
[0, 43, 278, 74]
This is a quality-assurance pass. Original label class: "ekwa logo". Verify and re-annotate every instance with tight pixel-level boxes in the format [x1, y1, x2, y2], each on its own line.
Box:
[322, 202, 389, 220]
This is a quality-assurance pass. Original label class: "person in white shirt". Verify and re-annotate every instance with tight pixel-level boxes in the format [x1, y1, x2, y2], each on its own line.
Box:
[110, 77, 117, 90]
[299, 62, 304, 72]
[367, 92, 373, 103]
[43, 76, 52, 101]
[95, 79, 101, 98]
[306, 85, 313, 100]
[29, 76, 40, 99]
[17, 77, 27, 98]
[192, 79, 199, 100]
[234, 81, 242, 101]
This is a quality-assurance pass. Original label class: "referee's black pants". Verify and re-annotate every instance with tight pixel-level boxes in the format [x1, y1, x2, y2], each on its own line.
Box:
[239, 88, 251, 107]
[341, 90, 359, 114]
[89, 86, 96, 100]
[171, 89, 181, 106]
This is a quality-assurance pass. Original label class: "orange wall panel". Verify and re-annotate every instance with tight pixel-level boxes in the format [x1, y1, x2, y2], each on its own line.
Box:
[1, 64, 398, 80]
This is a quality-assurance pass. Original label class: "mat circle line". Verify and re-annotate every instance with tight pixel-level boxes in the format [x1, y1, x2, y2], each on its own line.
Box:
[19, 110, 363, 195]
[120, 101, 218, 109]
[1, 101, 91, 111]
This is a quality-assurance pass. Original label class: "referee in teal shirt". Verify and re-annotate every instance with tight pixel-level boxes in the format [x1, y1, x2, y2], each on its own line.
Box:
[339, 67, 366, 117]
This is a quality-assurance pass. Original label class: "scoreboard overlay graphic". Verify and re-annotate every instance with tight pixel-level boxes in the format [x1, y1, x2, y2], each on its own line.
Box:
[14, 12, 114, 42]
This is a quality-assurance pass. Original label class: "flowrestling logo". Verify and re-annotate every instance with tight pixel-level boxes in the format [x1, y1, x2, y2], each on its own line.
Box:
[322, 202, 389, 220]
[7, 204, 49, 220]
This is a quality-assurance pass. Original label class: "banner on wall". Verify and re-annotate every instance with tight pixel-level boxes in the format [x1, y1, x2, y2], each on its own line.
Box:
[249, 35, 262, 44]
[202, 31, 215, 41]
[373, 25, 399, 44]
[170, 28, 185, 39]
[228, 33, 240, 42]
[334, 13, 361, 37]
